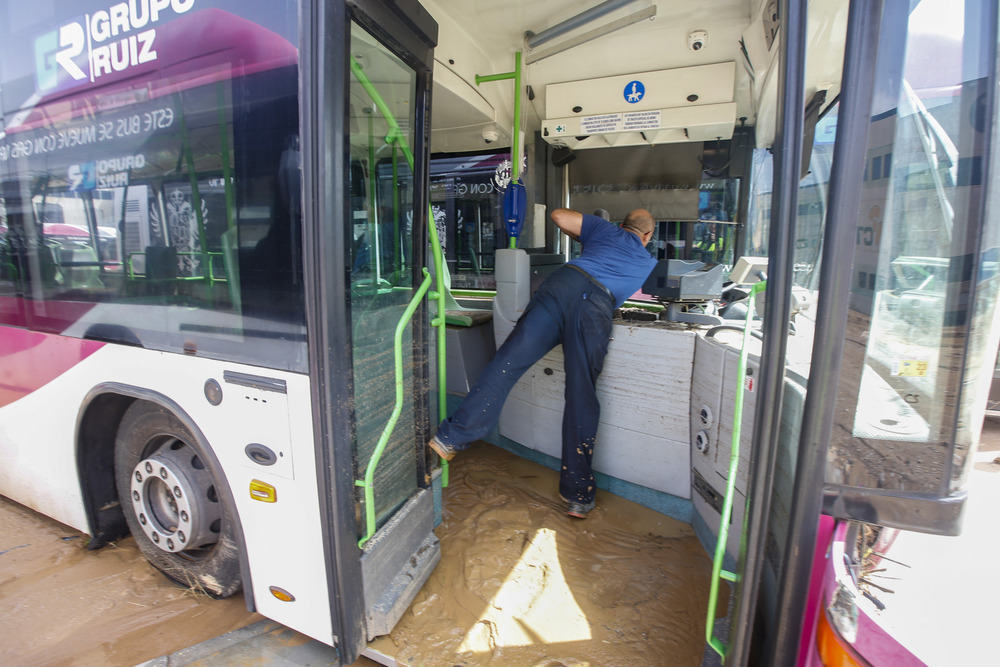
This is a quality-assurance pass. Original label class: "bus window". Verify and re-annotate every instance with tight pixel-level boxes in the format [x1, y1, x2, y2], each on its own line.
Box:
[0, 198, 26, 328]
[828, 0, 999, 506]
[429, 152, 508, 290]
[1, 1, 304, 371]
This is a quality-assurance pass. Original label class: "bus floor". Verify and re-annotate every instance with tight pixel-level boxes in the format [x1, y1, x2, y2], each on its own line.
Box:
[0, 441, 713, 667]
[364, 441, 713, 666]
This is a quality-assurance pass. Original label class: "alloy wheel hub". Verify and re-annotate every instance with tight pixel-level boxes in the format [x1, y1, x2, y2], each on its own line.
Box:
[129, 444, 220, 554]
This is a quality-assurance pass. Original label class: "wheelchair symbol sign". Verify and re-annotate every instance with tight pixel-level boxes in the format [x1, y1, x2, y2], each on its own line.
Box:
[624, 80, 645, 103]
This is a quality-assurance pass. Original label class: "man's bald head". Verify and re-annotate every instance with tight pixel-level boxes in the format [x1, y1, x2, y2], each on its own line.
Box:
[623, 209, 655, 236]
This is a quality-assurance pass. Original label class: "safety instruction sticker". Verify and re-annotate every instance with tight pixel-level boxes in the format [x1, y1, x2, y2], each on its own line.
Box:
[623, 110, 661, 131]
[580, 113, 623, 134]
[892, 359, 929, 377]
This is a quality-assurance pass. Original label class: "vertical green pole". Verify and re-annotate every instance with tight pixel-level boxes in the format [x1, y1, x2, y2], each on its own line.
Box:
[476, 53, 523, 250]
[511, 51, 522, 183]
[368, 111, 383, 282]
[474, 53, 523, 167]
[510, 51, 522, 250]
[705, 280, 767, 658]
[392, 142, 400, 276]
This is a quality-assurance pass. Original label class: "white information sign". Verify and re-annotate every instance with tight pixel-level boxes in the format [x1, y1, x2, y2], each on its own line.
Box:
[623, 110, 662, 131]
[580, 113, 623, 134]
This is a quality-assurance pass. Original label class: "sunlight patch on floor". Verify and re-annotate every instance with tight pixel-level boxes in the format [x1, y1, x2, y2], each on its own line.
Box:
[458, 527, 591, 652]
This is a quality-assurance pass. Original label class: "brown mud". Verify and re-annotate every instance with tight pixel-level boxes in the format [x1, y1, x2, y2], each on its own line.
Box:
[1, 441, 713, 667]
[369, 442, 713, 667]
[0, 497, 260, 667]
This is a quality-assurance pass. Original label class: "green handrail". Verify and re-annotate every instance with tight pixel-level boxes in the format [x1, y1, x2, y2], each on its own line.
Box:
[349, 56, 450, 489]
[356, 268, 435, 548]
[706, 279, 767, 659]
[475, 52, 522, 249]
[392, 142, 401, 277]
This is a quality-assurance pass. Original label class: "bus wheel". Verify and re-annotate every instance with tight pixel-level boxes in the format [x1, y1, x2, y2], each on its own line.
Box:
[114, 401, 241, 598]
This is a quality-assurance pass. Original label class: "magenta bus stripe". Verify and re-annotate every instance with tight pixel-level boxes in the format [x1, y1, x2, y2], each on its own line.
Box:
[0, 329, 104, 408]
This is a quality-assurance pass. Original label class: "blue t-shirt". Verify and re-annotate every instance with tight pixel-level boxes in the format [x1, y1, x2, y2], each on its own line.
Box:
[569, 214, 657, 307]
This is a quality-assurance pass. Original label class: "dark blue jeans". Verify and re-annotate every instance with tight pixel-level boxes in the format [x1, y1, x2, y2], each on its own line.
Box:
[435, 265, 615, 503]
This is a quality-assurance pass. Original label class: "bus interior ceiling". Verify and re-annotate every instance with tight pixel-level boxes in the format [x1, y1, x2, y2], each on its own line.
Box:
[423, 0, 846, 157]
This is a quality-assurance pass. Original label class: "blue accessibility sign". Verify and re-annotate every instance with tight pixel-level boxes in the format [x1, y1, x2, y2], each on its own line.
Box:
[624, 80, 645, 104]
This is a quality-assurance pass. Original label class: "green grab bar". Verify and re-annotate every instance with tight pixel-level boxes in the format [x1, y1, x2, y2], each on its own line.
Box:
[392, 142, 401, 277]
[356, 269, 436, 548]
[450, 289, 497, 298]
[350, 57, 450, 487]
[706, 279, 767, 659]
[475, 52, 522, 249]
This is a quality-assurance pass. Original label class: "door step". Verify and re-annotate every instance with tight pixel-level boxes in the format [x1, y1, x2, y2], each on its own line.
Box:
[360, 488, 440, 639]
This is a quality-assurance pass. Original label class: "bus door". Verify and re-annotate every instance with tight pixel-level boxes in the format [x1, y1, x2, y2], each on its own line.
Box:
[301, 1, 439, 662]
[719, 0, 1000, 664]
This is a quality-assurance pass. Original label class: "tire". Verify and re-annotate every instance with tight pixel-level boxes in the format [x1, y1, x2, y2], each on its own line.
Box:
[115, 401, 242, 598]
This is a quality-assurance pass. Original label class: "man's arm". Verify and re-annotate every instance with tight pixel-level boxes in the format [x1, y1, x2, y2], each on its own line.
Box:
[551, 208, 584, 241]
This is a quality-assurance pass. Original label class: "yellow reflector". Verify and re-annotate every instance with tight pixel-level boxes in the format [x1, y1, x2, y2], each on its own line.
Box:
[816, 610, 866, 667]
[269, 586, 295, 602]
[249, 479, 277, 503]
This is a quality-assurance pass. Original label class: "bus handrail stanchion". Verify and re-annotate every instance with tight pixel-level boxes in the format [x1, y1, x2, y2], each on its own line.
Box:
[426, 198, 448, 486]
[706, 279, 766, 658]
[475, 52, 523, 248]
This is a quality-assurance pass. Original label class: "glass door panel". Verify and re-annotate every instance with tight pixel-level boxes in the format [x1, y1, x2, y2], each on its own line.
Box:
[348, 21, 419, 532]
[829, 0, 999, 507]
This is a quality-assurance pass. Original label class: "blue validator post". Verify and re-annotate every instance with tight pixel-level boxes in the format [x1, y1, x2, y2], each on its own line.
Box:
[503, 178, 526, 248]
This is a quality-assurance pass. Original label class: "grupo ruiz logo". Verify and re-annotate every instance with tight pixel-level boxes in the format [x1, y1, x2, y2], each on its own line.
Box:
[34, 0, 197, 93]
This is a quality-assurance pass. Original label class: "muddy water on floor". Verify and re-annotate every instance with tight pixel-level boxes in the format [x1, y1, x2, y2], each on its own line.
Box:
[1, 442, 714, 667]
[368, 442, 713, 667]
[0, 496, 260, 667]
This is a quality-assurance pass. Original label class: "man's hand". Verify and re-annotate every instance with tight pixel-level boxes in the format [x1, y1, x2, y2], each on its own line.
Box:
[551, 208, 583, 241]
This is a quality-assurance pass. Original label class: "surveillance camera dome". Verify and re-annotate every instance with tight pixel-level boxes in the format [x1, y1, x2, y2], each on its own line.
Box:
[688, 30, 708, 51]
[482, 128, 500, 143]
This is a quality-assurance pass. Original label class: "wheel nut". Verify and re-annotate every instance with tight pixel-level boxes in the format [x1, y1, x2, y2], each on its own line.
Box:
[174, 486, 182, 498]
[133, 490, 140, 501]
[152, 532, 160, 543]
[159, 467, 168, 479]
[180, 510, 189, 523]
[135, 471, 142, 482]
[178, 531, 186, 543]
[140, 514, 147, 525]
[166, 538, 174, 550]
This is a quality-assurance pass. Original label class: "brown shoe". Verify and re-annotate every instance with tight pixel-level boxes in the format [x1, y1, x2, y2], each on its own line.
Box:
[428, 436, 456, 461]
